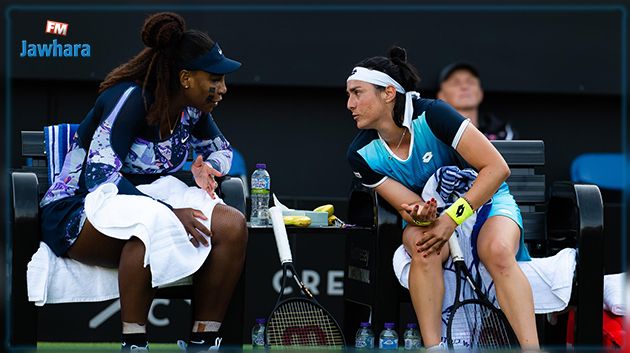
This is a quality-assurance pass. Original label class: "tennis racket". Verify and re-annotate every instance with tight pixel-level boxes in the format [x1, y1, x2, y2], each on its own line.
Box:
[445, 235, 519, 349]
[265, 207, 345, 348]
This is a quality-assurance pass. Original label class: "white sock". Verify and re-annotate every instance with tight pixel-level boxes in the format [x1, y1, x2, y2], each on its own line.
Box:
[192, 320, 221, 332]
[122, 322, 146, 334]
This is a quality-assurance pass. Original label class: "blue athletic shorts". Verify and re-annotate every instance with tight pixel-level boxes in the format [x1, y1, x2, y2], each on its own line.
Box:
[489, 182, 531, 261]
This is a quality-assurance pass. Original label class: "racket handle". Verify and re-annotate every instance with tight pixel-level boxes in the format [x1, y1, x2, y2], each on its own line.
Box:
[447, 235, 465, 262]
[270, 206, 293, 264]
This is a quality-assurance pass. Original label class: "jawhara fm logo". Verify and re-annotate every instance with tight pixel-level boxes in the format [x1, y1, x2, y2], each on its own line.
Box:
[19, 19, 91, 58]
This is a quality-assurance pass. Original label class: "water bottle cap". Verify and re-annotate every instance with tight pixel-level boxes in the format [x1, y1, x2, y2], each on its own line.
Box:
[384, 322, 395, 329]
[406, 323, 417, 329]
[255, 318, 266, 324]
[359, 322, 371, 327]
[256, 163, 267, 169]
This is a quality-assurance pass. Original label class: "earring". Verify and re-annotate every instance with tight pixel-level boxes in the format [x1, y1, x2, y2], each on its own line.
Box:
[184, 86, 189, 89]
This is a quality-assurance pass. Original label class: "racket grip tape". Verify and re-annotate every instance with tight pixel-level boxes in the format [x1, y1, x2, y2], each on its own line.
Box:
[270, 207, 293, 264]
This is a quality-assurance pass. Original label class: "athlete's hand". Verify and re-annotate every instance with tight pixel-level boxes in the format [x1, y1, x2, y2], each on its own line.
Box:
[191, 155, 222, 199]
[417, 214, 457, 256]
[401, 198, 437, 226]
[173, 208, 211, 247]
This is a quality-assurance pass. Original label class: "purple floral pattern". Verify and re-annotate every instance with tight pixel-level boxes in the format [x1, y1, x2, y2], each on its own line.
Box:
[41, 87, 232, 208]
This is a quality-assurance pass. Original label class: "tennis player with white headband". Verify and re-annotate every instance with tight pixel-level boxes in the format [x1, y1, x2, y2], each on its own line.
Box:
[346, 47, 539, 350]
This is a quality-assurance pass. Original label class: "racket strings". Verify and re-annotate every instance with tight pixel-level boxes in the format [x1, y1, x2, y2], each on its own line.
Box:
[450, 302, 514, 349]
[267, 300, 344, 348]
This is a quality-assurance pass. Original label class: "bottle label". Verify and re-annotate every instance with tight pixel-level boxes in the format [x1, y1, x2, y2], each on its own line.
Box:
[404, 338, 421, 350]
[379, 338, 397, 350]
[355, 336, 375, 348]
[251, 188, 270, 195]
[251, 178, 270, 190]
[253, 334, 265, 346]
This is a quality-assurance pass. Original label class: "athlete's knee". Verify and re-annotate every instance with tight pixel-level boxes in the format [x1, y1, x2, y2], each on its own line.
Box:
[212, 206, 248, 246]
[121, 237, 147, 258]
[410, 250, 442, 272]
[480, 239, 516, 273]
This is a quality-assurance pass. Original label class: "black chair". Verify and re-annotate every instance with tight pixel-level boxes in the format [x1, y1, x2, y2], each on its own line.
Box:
[344, 140, 604, 347]
[9, 130, 246, 349]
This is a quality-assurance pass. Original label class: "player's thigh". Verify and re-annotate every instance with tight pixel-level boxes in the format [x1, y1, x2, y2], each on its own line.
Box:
[476, 216, 520, 265]
[66, 219, 126, 268]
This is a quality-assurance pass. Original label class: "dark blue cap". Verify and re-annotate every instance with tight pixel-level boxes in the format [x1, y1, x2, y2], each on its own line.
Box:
[438, 61, 479, 85]
[182, 42, 241, 74]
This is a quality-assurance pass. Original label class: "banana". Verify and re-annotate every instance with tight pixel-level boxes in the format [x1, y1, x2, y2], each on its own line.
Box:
[328, 215, 337, 226]
[283, 215, 311, 227]
[313, 204, 334, 218]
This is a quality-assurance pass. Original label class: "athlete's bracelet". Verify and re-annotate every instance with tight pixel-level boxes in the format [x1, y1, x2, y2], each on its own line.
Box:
[412, 219, 433, 227]
[445, 197, 474, 225]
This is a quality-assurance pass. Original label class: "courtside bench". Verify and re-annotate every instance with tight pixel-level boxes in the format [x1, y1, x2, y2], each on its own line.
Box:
[343, 140, 604, 346]
[9, 129, 247, 349]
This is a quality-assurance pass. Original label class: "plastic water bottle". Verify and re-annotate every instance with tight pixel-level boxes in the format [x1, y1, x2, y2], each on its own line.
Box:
[403, 323, 421, 350]
[355, 322, 375, 349]
[250, 163, 270, 227]
[379, 322, 398, 350]
[251, 318, 266, 348]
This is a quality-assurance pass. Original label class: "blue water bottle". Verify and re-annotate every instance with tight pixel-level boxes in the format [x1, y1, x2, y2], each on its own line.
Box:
[403, 323, 421, 350]
[251, 318, 266, 349]
[355, 322, 375, 349]
[379, 322, 398, 350]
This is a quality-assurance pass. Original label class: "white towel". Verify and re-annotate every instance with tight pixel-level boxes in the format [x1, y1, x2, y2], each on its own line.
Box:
[27, 176, 221, 305]
[603, 272, 626, 316]
[27, 243, 119, 305]
[393, 246, 576, 314]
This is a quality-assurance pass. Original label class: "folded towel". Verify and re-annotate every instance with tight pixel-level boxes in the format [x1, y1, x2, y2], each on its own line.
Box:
[603, 273, 626, 316]
[393, 246, 576, 314]
[27, 242, 119, 305]
[27, 176, 221, 305]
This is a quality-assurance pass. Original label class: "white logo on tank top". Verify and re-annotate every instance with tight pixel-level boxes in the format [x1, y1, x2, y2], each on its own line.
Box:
[422, 152, 433, 163]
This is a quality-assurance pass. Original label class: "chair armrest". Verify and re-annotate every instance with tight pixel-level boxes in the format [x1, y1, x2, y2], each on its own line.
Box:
[547, 181, 603, 346]
[573, 184, 604, 346]
[348, 183, 400, 229]
[11, 171, 41, 257]
[219, 176, 246, 214]
[137, 171, 246, 214]
[10, 171, 40, 346]
[348, 184, 376, 227]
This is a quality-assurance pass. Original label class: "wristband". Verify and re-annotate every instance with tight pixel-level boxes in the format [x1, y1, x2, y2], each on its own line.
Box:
[412, 219, 433, 227]
[445, 197, 474, 225]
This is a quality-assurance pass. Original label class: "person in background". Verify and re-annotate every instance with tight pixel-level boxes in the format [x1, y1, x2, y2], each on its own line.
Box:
[437, 62, 517, 140]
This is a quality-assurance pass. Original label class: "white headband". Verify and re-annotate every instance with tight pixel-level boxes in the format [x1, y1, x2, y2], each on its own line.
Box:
[347, 66, 420, 129]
